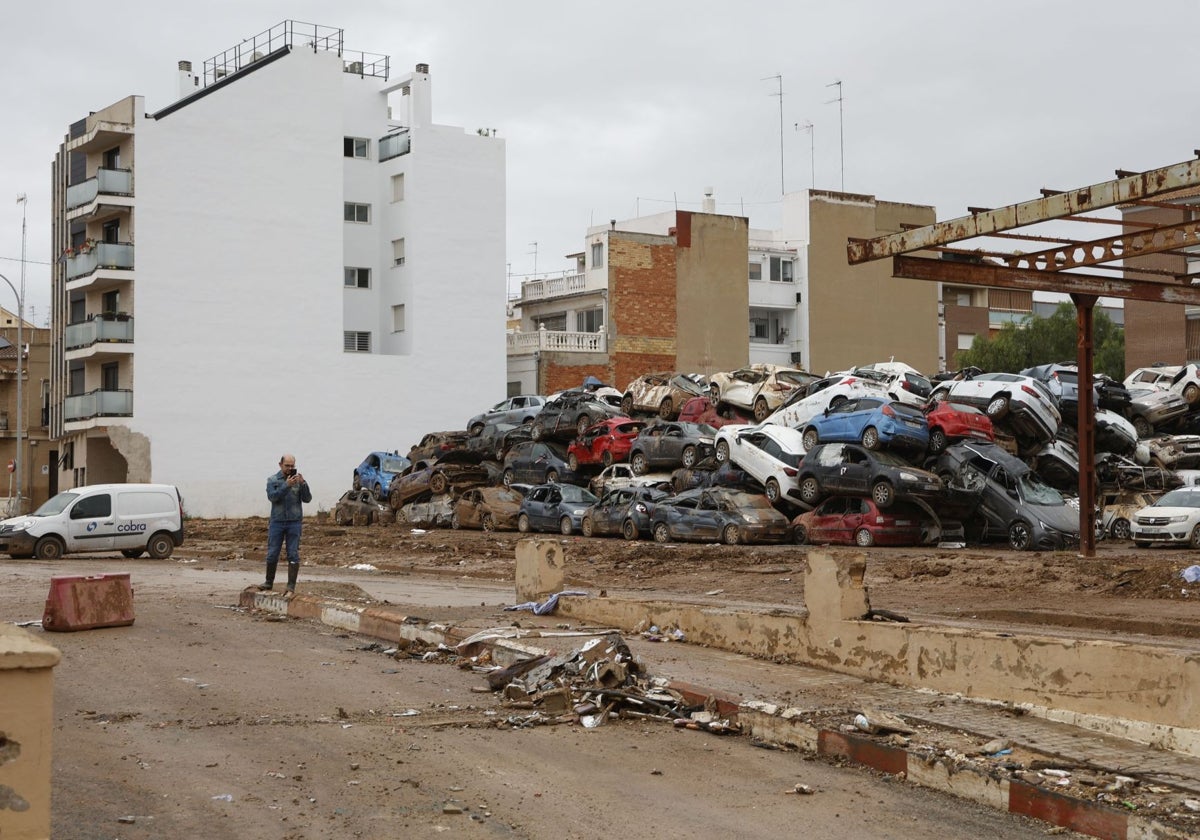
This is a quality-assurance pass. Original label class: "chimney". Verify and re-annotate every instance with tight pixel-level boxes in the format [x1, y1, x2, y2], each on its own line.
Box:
[702, 187, 716, 214]
[178, 60, 197, 98]
[409, 63, 432, 128]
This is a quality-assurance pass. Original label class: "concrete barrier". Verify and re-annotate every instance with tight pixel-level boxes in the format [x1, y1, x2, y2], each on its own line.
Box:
[0, 624, 61, 840]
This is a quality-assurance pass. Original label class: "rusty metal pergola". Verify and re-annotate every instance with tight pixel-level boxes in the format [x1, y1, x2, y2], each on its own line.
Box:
[848, 156, 1200, 557]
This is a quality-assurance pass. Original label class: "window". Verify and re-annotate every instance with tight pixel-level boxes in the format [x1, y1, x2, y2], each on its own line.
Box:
[770, 256, 794, 282]
[71, 493, 111, 519]
[343, 331, 371, 353]
[392, 238, 406, 266]
[576, 308, 603, 333]
[391, 173, 405, 202]
[748, 261, 763, 281]
[591, 242, 604, 269]
[957, 333, 975, 351]
[102, 219, 120, 243]
[392, 304, 405, 332]
[750, 317, 770, 343]
[343, 137, 369, 159]
[101, 362, 119, 391]
[957, 292, 971, 306]
[533, 313, 566, 332]
[344, 267, 370, 289]
[344, 202, 370, 223]
[101, 290, 120, 314]
[103, 146, 120, 169]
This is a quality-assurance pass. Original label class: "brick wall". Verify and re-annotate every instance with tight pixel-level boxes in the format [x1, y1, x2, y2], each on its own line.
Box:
[608, 233, 679, 390]
[540, 357, 612, 395]
[1123, 204, 1189, 370]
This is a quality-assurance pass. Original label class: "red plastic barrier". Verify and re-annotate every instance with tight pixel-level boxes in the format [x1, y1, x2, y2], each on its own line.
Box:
[42, 573, 135, 632]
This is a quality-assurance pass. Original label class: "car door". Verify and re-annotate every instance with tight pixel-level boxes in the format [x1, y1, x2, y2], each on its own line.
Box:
[839, 499, 869, 543]
[734, 432, 771, 483]
[513, 445, 539, 484]
[66, 492, 116, 552]
[599, 489, 632, 533]
[691, 491, 724, 540]
[821, 398, 860, 440]
[658, 424, 686, 465]
[524, 487, 550, 529]
[808, 498, 845, 543]
[835, 446, 872, 495]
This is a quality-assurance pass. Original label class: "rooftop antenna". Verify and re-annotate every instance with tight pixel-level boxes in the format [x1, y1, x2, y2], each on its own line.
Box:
[825, 80, 844, 191]
[763, 74, 784, 194]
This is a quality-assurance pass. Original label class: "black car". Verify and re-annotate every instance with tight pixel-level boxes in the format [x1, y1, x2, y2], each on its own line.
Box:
[671, 456, 751, 493]
[502, 441, 586, 487]
[797, 442, 942, 509]
[628, 422, 717, 475]
[466, 421, 533, 461]
[581, 485, 668, 541]
[531, 390, 623, 441]
[649, 487, 792, 545]
[517, 483, 599, 535]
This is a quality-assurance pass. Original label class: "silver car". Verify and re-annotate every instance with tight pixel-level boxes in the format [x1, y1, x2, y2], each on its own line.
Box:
[466, 395, 546, 436]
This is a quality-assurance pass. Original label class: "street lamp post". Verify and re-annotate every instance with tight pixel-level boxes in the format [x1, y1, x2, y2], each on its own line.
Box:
[0, 272, 23, 514]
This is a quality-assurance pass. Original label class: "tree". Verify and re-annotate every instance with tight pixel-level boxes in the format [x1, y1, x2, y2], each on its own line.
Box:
[955, 303, 1125, 380]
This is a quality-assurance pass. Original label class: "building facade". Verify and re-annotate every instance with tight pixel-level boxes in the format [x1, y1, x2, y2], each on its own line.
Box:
[50, 22, 505, 516]
[0, 309, 53, 512]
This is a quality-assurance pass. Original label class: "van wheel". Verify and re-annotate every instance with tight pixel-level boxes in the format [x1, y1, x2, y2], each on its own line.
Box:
[34, 536, 64, 560]
[147, 532, 175, 559]
[121, 549, 145, 559]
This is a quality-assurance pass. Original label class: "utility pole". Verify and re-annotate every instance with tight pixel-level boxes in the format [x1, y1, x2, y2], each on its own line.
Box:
[796, 121, 815, 189]
[763, 74, 785, 194]
[825, 80, 844, 191]
[13, 194, 25, 513]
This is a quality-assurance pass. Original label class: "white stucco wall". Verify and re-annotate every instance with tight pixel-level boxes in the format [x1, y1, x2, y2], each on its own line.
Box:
[129, 48, 505, 516]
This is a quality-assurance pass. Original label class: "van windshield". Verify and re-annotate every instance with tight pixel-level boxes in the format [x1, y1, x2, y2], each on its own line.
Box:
[33, 492, 80, 517]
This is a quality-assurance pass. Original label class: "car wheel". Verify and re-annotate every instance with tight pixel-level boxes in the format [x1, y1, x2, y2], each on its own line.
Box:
[799, 476, 821, 504]
[830, 396, 848, 408]
[793, 524, 808, 545]
[765, 478, 781, 503]
[681, 445, 697, 468]
[653, 523, 671, 543]
[147, 532, 175, 559]
[502, 469, 514, 487]
[1008, 519, 1033, 551]
[1134, 540, 1151, 549]
[1108, 517, 1131, 541]
[871, 480, 895, 508]
[469, 422, 485, 437]
[430, 472, 448, 495]
[568, 453, 580, 472]
[722, 524, 740, 545]
[602, 450, 614, 467]
[573, 415, 590, 437]
[517, 513, 531, 533]
[482, 514, 496, 532]
[352, 473, 361, 490]
[716, 440, 730, 463]
[631, 453, 648, 476]
[1186, 384, 1200, 405]
[121, 549, 145, 559]
[373, 482, 384, 500]
[335, 507, 350, 525]
[753, 397, 770, 422]
[802, 428, 819, 450]
[531, 422, 545, 442]
[854, 527, 874, 548]
[658, 397, 674, 419]
[622, 519, 639, 541]
[861, 426, 880, 450]
[710, 383, 721, 400]
[621, 395, 634, 415]
[546, 468, 560, 484]
[986, 395, 1010, 419]
[560, 516, 573, 536]
[1190, 524, 1200, 550]
[388, 488, 403, 510]
[1132, 416, 1152, 439]
[395, 508, 408, 525]
[451, 512, 461, 530]
[581, 516, 594, 537]
[928, 429, 948, 454]
[34, 536, 64, 560]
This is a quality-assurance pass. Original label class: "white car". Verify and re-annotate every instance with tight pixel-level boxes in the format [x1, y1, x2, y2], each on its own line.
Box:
[1123, 365, 1181, 392]
[929, 372, 1060, 444]
[713, 424, 807, 504]
[851, 362, 932, 408]
[762, 374, 890, 430]
[587, 463, 671, 497]
[1130, 486, 1200, 548]
[1168, 363, 1200, 406]
[709, 364, 818, 422]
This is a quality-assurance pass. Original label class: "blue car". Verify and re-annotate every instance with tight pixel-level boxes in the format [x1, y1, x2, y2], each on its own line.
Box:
[353, 451, 411, 500]
[800, 397, 928, 452]
[517, 483, 599, 535]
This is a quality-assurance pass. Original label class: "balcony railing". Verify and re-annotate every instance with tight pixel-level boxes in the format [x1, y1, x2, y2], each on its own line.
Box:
[64, 389, 133, 422]
[379, 130, 411, 161]
[520, 272, 587, 301]
[65, 315, 134, 350]
[65, 168, 133, 210]
[66, 242, 134, 280]
[507, 327, 606, 354]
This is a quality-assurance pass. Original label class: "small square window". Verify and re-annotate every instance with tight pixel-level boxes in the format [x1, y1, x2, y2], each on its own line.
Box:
[344, 202, 370, 223]
[392, 304, 406, 332]
[343, 331, 371, 353]
[344, 267, 370, 289]
[748, 262, 763, 281]
[957, 333, 975, 351]
[343, 137, 369, 159]
[770, 257, 794, 282]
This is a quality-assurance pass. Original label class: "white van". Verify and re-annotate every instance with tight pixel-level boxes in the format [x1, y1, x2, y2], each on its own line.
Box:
[0, 483, 185, 560]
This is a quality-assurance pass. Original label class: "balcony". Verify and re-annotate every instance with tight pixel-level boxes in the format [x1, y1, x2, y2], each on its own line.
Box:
[379, 129, 410, 161]
[520, 273, 587, 301]
[63, 389, 133, 422]
[66, 168, 133, 211]
[507, 327, 606, 355]
[65, 314, 134, 351]
[66, 242, 134, 281]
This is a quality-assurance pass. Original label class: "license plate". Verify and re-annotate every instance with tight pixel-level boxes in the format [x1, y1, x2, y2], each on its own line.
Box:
[1140, 527, 1162, 533]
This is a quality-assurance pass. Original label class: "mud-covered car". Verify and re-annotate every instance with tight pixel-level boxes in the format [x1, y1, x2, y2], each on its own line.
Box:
[763, 373, 890, 430]
[531, 390, 623, 441]
[800, 397, 928, 453]
[517, 483, 599, 535]
[792, 497, 926, 547]
[1101, 489, 1161, 541]
[677, 395, 749, 429]
[649, 487, 791, 545]
[628, 422, 717, 475]
[466, 422, 534, 461]
[567, 417, 646, 471]
[588, 463, 673, 497]
[466, 395, 546, 436]
[671, 457, 750, 493]
[581, 485, 668, 541]
[396, 495, 455, 528]
[797, 442, 942, 509]
[1127, 387, 1189, 438]
[407, 431, 472, 462]
[451, 486, 528, 531]
[923, 400, 994, 454]
[334, 489, 389, 525]
[502, 441, 585, 487]
[387, 451, 488, 509]
[929, 372, 1060, 446]
[709, 364, 818, 422]
[620, 373, 708, 420]
[353, 451, 410, 500]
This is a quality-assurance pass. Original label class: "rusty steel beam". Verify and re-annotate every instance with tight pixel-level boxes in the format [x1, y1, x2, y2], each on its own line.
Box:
[848, 157, 1200, 264]
[891, 255, 1200, 305]
[1004, 219, 1200, 272]
[1073, 294, 1097, 559]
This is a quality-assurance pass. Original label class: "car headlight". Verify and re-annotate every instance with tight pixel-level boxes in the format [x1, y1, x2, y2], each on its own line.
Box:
[1168, 515, 1191, 523]
[572, 509, 586, 516]
[899, 472, 918, 482]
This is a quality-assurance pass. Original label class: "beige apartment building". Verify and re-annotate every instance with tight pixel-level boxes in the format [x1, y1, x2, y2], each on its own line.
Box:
[0, 307, 53, 511]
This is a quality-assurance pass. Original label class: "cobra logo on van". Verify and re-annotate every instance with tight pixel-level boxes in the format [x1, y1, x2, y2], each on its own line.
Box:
[116, 523, 147, 533]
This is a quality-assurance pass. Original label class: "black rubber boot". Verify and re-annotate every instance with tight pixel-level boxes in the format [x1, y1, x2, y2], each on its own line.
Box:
[284, 562, 299, 597]
[258, 561, 277, 591]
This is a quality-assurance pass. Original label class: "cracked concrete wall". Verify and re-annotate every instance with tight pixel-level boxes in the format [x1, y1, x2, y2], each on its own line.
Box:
[107, 425, 151, 483]
[0, 624, 61, 840]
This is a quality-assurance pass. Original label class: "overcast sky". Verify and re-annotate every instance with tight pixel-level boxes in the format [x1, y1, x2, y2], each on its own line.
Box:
[3, 0, 1198, 323]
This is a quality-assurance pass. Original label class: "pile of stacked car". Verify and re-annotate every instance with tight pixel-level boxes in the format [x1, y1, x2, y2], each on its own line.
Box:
[343, 359, 1200, 551]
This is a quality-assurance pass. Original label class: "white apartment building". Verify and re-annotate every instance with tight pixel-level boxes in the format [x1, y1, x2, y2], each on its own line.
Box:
[51, 21, 505, 516]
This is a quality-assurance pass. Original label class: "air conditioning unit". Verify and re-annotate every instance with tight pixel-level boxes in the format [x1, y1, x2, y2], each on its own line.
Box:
[348, 61, 363, 74]
[790, 352, 804, 365]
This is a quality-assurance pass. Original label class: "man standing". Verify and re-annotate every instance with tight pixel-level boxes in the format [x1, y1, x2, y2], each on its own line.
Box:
[259, 454, 312, 597]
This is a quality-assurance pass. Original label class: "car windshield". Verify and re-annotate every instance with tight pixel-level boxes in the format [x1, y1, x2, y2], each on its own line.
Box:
[720, 490, 774, 510]
[671, 375, 707, 396]
[32, 491, 80, 517]
[559, 485, 598, 504]
[545, 443, 570, 460]
[381, 456, 409, 473]
[868, 449, 915, 468]
[1156, 489, 1200, 508]
[777, 370, 818, 388]
[948, 402, 982, 415]
[1019, 474, 1064, 506]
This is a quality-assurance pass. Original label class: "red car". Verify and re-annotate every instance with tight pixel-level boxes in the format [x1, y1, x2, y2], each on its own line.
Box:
[924, 399, 994, 453]
[567, 417, 646, 470]
[677, 396, 750, 429]
[792, 497, 925, 547]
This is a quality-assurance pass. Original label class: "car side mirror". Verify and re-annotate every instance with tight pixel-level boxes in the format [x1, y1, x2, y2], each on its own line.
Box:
[1006, 487, 1018, 500]
[823, 407, 831, 415]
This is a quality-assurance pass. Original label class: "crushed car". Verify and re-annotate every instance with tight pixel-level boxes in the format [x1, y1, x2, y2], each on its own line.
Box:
[451, 485, 529, 531]
[628, 421, 717, 475]
[387, 450, 488, 509]
[502, 441, 585, 487]
[708, 364, 818, 422]
[763, 373, 890, 430]
[677, 395, 749, 428]
[621, 372, 708, 420]
[517, 483, 599, 535]
[1126, 387, 1189, 438]
[532, 390, 623, 441]
[333, 489, 389, 525]
[407, 431, 472, 462]
[397, 495, 456, 528]
[581, 485, 669, 540]
[792, 497, 927, 547]
[588, 462, 673, 497]
[929, 372, 1060, 448]
[567, 417, 646, 471]
[713, 424, 807, 503]
[353, 451, 410, 499]
[466, 395, 546, 436]
[798, 442, 943, 509]
[649, 487, 792, 545]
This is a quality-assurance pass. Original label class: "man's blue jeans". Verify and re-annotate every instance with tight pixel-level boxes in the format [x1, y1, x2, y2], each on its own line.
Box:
[266, 519, 302, 568]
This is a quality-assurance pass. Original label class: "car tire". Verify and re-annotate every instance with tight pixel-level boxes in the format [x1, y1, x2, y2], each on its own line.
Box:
[621, 395, 634, 416]
[352, 473, 361, 490]
[517, 513, 531, 533]
[531, 422, 545, 442]
[681, 445, 697, 468]
[373, 482, 383, 501]
[147, 532, 175, 559]
[602, 450, 614, 467]
[1008, 519, 1033, 551]
[793, 524, 808, 545]
[986, 395, 1010, 419]
[568, 453, 580, 472]
[335, 508, 351, 526]
[861, 426, 880, 450]
[121, 549, 145, 559]
[715, 440, 730, 463]
[581, 516, 595, 537]
[722, 524, 740, 545]
[1186, 384, 1200, 405]
[631, 453, 648, 476]
[395, 508, 408, 525]
[469, 423, 485, 437]
[928, 429, 948, 454]
[388, 488, 403, 510]
[1110, 517, 1131, 541]
[799, 476, 821, 504]
[577, 415, 593, 437]
[502, 469, 515, 487]
[802, 428, 819, 451]
[871, 480, 895, 508]
[622, 519, 639, 541]
[854, 527, 874, 548]
[451, 512, 461, 530]
[546, 468, 560, 484]
[753, 397, 770, 422]
[765, 478, 781, 503]
[653, 523, 671, 544]
[482, 514, 496, 532]
[658, 398, 674, 420]
[430, 472, 448, 495]
[560, 516, 573, 536]
[1190, 524, 1200, 550]
[1134, 540, 1151, 549]
[1132, 416, 1152, 439]
[34, 536, 64, 560]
